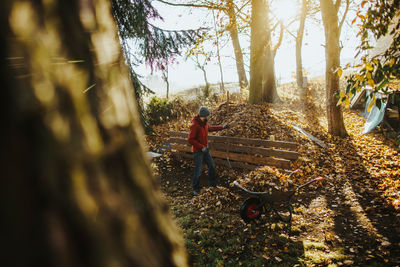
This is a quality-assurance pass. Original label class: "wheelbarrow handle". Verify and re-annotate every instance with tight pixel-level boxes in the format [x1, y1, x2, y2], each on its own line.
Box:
[233, 181, 269, 196]
[289, 169, 300, 178]
[296, 176, 325, 191]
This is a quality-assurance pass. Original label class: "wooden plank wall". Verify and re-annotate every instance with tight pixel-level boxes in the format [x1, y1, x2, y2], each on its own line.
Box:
[169, 131, 299, 170]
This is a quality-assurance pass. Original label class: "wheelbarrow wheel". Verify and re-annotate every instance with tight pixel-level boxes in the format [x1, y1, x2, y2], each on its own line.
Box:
[273, 203, 292, 223]
[240, 198, 262, 223]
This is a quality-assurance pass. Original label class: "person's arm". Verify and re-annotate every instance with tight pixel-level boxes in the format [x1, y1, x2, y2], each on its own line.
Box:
[208, 125, 223, 132]
[209, 124, 229, 132]
[188, 124, 204, 150]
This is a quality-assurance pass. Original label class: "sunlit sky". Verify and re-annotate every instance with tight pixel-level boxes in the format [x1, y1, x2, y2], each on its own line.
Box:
[136, 0, 361, 96]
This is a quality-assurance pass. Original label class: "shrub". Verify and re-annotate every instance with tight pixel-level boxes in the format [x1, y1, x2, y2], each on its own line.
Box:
[146, 96, 173, 126]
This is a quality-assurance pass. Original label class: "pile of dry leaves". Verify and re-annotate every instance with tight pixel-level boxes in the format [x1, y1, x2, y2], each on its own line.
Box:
[147, 82, 399, 210]
[233, 166, 297, 192]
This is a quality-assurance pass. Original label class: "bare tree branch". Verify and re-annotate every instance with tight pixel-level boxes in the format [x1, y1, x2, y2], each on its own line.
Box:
[338, 0, 350, 35]
[273, 21, 284, 56]
[236, 0, 251, 14]
[285, 28, 297, 39]
[334, 0, 342, 13]
[156, 0, 226, 11]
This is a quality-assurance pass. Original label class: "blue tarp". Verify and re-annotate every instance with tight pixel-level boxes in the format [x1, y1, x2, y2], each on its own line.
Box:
[362, 97, 387, 134]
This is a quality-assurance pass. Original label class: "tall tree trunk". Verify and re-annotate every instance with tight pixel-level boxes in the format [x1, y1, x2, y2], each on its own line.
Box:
[201, 67, 209, 87]
[262, 41, 278, 103]
[163, 65, 169, 99]
[263, 19, 282, 103]
[0, 1, 188, 266]
[297, 0, 307, 100]
[320, 0, 348, 137]
[212, 9, 225, 93]
[227, 0, 248, 89]
[249, 0, 267, 104]
[166, 80, 170, 99]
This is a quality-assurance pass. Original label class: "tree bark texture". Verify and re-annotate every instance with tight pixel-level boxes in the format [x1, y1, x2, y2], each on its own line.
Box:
[249, 0, 280, 104]
[320, 0, 348, 137]
[249, 0, 267, 104]
[212, 9, 225, 93]
[262, 41, 278, 103]
[201, 67, 209, 88]
[262, 14, 281, 103]
[166, 80, 170, 99]
[0, 1, 187, 266]
[296, 0, 307, 97]
[227, 0, 248, 89]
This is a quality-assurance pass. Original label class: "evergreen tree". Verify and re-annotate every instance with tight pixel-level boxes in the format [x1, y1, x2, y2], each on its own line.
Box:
[111, 0, 200, 131]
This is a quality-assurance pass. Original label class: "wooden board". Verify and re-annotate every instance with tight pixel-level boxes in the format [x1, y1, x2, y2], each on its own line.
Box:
[169, 137, 189, 145]
[172, 152, 295, 173]
[211, 150, 291, 169]
[170, 144, 291, 169]
[208, 142, 298, 160]
[213, 158, 259, 170]
[169, 137, 299, 160]
[173, 152, 259, 170]
[170, 131, 298, 150]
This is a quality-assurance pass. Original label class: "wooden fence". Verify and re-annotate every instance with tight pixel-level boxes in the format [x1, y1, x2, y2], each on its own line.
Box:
[169, 131, 299, 170]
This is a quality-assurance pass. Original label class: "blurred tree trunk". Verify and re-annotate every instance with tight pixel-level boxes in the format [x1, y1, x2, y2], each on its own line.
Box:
[0, 1, 187, 267]
[320, 0, 348, 137]
[297, 0, 307, 100]
[226, 0, 248, 89]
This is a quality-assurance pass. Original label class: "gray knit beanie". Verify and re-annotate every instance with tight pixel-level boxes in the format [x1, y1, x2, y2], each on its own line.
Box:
[199, 106, 211, 117]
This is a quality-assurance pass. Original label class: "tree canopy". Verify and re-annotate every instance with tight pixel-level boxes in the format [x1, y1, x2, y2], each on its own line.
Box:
[111, 0, 201, 131]
[338, 0, 400, 108]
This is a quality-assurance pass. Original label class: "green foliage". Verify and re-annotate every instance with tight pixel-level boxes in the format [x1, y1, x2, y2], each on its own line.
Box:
[146, 96, 174, 126]
[339, 0, 400, 106]
[145, 96, 198, 126]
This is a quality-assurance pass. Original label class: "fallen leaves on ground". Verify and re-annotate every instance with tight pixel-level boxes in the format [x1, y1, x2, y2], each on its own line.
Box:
[148, 88, 400, 210]
[192, 186, 240, 212]
[150, 80, 400, 266]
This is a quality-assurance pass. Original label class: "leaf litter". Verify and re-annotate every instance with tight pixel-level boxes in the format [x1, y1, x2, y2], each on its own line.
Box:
[147, 80, 400, 265]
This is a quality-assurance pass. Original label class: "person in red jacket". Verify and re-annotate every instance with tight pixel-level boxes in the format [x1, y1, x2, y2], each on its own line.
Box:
[188, 106, 229, 196]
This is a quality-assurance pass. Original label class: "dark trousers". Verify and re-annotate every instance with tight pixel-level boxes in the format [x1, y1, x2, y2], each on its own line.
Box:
[192, 151, 216, 192]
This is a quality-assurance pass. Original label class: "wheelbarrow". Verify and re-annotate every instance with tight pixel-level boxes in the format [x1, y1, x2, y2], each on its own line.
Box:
[234, 172, 324, 223]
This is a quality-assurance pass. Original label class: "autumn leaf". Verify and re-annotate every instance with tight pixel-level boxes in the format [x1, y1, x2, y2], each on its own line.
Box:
[365, 62, 374, 71]
[389, 58, 395, 67]
[367, 94, 376, 112]
[337, 68, 343, 78]
[368, 78, 375, 87]
[361, 0, 367, 8]
[344, 98, 351, 109]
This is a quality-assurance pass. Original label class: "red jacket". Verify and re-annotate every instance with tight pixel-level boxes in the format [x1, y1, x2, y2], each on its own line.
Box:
[188, 115, 223, 152]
